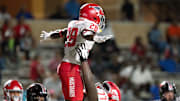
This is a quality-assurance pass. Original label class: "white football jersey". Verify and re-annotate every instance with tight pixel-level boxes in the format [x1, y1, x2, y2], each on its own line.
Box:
[63, 19, 100, 65]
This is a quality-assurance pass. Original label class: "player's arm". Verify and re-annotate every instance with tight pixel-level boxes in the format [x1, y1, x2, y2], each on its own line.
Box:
[40, 28, 67, 40]
[75, 43, 98, 101]
[81, 61, 98, 101]
[81, 29, 113, 43]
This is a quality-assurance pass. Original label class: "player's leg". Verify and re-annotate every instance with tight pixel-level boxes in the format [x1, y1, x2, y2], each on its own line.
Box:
[57, 62, 84, 101]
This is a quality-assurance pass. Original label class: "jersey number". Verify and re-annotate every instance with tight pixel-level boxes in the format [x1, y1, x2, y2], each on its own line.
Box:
[89, 23, 98, 32]
[65, 28, 78, 47]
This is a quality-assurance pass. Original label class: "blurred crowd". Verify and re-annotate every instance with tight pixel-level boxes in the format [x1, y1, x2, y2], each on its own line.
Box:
[0, 17, 64, 100]
[141, 0, 180, 22]
[0, 0, 180, 101]
[0, 5, 36, 91]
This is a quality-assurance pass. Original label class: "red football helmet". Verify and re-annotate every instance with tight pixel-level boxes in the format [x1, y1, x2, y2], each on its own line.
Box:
[102, 81, 121, 101]
[3, 80, 23, 101]
[96, 82, 109, 101]
[79, 3, 105, 30]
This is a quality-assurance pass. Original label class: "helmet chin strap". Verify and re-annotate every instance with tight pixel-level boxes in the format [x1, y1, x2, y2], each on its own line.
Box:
[6, 91, 11, 101]
[12, 96, 21, 101]
[7, 91, 22, 101]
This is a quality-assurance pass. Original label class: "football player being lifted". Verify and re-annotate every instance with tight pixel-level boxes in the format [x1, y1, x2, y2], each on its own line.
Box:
[3, 80, 23, 101]
[40, 3, 112, 101]
[75, 43, 121, 101]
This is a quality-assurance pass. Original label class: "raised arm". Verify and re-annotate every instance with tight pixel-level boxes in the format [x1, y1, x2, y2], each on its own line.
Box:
[81, 61, 98, 101]
[81, 29, 113, 43]
[75, 43, 98, 101]
[40, 28, 67, 40]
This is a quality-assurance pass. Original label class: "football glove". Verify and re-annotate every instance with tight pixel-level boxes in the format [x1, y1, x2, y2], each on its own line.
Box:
[75, 43, 89, 62]
[40, 30, 54, 40]
[93, 35, 113, 43]
[40, 28, 67, 40]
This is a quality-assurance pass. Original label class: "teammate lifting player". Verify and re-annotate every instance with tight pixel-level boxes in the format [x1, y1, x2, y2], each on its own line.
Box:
[75, 43, 121, 101]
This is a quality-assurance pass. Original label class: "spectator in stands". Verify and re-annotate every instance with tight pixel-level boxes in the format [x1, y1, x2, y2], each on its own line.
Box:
[166, 21, 180, 44]
[121, 0, 134, 21]
[148, 22, 161, 46]
[0, 20, 13, 55]
[16, 6, 33, 19]
[0, 5, 11, 21]
[148, 22, 168, 53]
[159, 52, 177, 73]
[8, 29, 16, 62]
[43, 70, 63, 101]
[150, 80, 160, 100]
[64, 0, 80, 20]
[30, 54, 45, 83]
[130, 58, 153, 100]
[131, 36, 146, 57]
[13, 17, 31, 55]
[20, 32, 34, 60]
[48, 50, 62, 72]
[130, 59, 153, 88]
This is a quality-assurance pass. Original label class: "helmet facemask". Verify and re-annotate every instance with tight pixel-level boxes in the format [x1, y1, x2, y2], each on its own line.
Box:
[103, 82, 120, 101]
[5, 90, 23, 101]
[99, 15, 105, 31]
[28, 92, 48, 101]
[103, 83, 110, 92]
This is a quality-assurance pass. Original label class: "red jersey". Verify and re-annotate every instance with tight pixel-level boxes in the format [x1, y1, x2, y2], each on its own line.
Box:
[13, 24, 31, 39]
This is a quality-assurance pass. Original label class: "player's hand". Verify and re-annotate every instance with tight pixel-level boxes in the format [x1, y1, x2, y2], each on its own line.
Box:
[93, 35, 113, 43]
[75, 43, 89, 62]
[40, 28, 67, 40]
[40, 31, 52, 40]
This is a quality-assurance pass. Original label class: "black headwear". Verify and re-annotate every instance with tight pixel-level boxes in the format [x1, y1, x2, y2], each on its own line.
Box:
[160, 81, 176, 101]
[27, 83, 48, 101]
